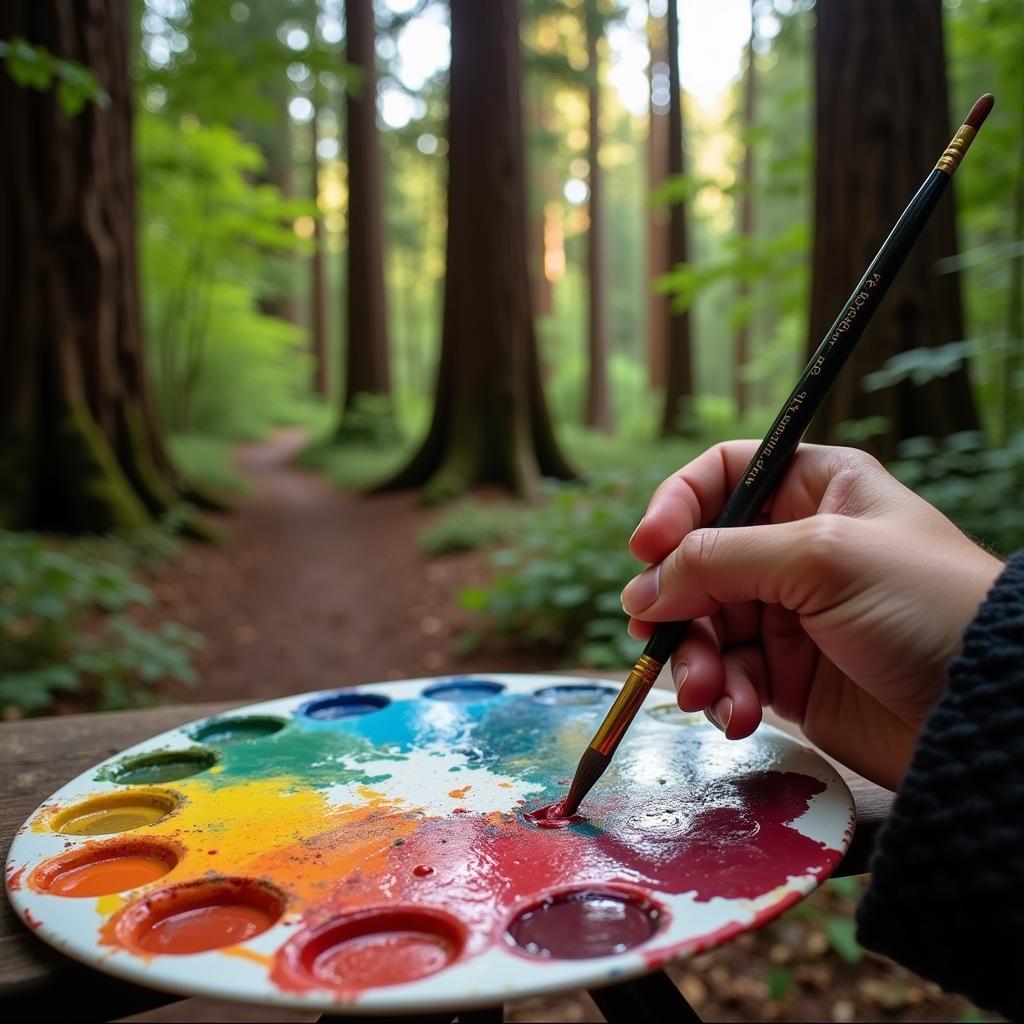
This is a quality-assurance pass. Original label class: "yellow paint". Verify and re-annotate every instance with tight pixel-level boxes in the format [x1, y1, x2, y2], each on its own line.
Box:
[95, 894, 124, 917]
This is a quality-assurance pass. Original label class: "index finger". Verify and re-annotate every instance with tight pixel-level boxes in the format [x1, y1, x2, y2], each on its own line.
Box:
[629, 440, 852, 564]
[628, 442, 759, 564]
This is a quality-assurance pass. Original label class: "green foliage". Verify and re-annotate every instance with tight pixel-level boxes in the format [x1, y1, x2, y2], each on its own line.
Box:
[460, 472, 659, 666]
[138, 112, 317, 439]
[765, 964, 792, 1002]
[0, 38, 109, 114]
[168, 434, 248, 495]
[890, 431, 1024, 555]
[0, 532, 201, 716]
[336, 393, 402, 446]
[419, 501, 529, 557]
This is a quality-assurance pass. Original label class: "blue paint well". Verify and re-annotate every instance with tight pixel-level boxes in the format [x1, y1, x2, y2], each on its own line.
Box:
[422, 679, 506, 703]
[299, 692, 391, 720]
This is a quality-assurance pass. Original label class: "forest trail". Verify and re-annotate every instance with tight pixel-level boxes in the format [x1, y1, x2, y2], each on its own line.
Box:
[151, 430, 545, 704]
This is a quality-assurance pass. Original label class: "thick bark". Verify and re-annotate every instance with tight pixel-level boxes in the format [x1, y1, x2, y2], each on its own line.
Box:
[659, 0, 696, 436]
[339, 0, 393, 433]
[310, 107, 329, 397]
[807, 0, 977, 456]
[646, 7, 669, 389]
[583, 0, 613, 433]
[733, 8, 756, 419]
[0, 0, 182, 533]
[379, 0, 574, 500]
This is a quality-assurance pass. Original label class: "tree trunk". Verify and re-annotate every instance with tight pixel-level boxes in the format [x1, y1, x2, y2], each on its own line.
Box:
[0, 0, 184, 533]
[646, 6, 670, 389]
[584, 0, 612, 433]
[807, 0, 977, 457]
[310, 104, 329, 397]
[659, 0, 696, 436]
[733, 6, 756, 420]
[378, 0, 574, 500]
[339, 0, 393, 436]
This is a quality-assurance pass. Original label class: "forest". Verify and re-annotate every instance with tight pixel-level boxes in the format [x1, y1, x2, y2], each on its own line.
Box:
[0, 0, 1020, 1018]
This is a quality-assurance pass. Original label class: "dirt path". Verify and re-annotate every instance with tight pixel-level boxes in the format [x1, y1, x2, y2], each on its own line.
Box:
[151, 430, 555, 704]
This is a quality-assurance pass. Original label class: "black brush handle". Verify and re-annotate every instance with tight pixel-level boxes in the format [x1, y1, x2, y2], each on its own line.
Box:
[642, 168, 951, 665]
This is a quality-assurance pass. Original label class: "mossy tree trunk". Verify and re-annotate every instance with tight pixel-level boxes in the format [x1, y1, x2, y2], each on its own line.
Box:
[379, 0, 575, 501]
[807, 0, 977, 457]
[583, 0, 613, 435]
[338, 0, 394, 438]
[659, 0, 696, 436]
[0, 0, 184, 533]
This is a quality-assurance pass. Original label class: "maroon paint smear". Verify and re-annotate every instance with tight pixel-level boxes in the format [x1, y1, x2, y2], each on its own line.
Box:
[523, 802, 584, 830]
[272, 768, 832, 987]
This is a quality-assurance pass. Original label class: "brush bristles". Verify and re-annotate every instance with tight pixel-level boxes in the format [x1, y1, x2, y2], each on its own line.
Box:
[561, 747, 611, 816]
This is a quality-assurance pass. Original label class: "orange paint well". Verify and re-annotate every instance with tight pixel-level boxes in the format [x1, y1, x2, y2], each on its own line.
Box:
[31, 840, 178, 898]
[112, 877, 284, 956]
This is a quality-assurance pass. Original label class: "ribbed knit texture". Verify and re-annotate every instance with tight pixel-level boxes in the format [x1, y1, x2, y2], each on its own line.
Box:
[857, 551, 1024, 1020]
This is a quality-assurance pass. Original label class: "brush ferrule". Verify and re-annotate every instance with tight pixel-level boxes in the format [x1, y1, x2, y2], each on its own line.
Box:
[591, 653, 662, 756]
[935, 124, 977, 175]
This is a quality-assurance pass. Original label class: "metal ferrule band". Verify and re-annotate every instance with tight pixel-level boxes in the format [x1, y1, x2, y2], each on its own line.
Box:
[591, 653, 663, 755]
[935, 124, 977, 175]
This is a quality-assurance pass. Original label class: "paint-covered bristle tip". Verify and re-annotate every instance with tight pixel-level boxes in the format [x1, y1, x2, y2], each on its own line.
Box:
[561, 747, 610, 816]
[964, 93, 995, 130]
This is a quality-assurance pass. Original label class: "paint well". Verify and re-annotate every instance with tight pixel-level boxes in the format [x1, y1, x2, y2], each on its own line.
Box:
[421, 679, 505, 702]
[300, 693, 391, 720]
[189, 716, 286, 745]
[507, 888, 662, 959]
[32, 841, 177, 897]
[52, 791, 179, 836]
[105, 748, 218, 785]
[646, 703, 705, 726]
[532, 685, 617, 706]
[275, 908, 464, 992]
[115, 878, 283, 955]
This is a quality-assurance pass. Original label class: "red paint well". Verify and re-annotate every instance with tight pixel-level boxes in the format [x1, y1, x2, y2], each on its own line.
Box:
[273, 907, 464, 994]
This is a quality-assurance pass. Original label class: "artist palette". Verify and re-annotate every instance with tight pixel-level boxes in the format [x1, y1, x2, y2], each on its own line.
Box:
[5, 674, 854, 1013]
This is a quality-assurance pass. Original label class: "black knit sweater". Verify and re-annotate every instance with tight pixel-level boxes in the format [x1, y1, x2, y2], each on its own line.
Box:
[856, 551, 1024, 1020]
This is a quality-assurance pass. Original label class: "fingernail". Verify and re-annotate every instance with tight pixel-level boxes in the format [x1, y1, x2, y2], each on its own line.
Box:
[706, 696, 733, 735]
[621, 565, 660, 615]
[673, 661, 688, 693]
[628, 516, 646, 546]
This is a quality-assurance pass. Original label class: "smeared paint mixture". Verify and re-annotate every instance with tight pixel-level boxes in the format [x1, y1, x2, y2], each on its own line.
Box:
[23, 686, 838, 997]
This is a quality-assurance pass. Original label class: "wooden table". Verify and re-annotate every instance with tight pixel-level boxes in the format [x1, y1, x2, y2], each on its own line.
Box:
[0, 697, 894, 1022]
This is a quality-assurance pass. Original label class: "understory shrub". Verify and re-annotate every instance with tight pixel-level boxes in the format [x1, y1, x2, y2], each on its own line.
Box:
[0, 530, 202, 716]
[460, 472, 661, 667]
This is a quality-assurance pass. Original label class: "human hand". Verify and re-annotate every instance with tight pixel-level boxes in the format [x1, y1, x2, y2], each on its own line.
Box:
[621, 441, 1004, 790]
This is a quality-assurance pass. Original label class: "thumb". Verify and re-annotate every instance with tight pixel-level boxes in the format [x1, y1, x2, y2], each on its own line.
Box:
[621, 515, 852, 622]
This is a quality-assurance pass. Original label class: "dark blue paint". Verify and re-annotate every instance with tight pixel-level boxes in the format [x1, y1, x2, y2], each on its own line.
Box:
[299, 692, 391, 720]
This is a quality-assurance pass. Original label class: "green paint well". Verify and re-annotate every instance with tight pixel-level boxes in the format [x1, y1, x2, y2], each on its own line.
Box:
[101, 748, 218, 785]
[189, 716, 287, 745]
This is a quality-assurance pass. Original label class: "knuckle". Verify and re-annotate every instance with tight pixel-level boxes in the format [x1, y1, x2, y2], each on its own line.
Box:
[799, 514, 846, 572]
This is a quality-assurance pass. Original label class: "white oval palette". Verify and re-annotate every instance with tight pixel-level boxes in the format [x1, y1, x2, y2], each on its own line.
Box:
[5, 674, 854, 1014]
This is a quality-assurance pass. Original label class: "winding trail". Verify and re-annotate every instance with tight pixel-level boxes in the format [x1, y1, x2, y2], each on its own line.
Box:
[153, 430, 535, 703]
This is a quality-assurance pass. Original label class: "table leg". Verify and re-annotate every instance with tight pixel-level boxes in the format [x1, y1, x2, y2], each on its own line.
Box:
[589, 970, 701, 1024]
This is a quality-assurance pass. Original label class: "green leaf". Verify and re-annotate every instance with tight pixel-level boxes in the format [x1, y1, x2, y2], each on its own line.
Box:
[823, 915, 863, 963]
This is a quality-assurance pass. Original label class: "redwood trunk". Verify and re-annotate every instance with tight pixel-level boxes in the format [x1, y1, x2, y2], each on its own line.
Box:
[733, 9, 756, 419]
[0, 0, 180, 533]
[340, 0, 392, 430]
[379, 0, 574, 499]
[310, 106, 329, 397]
[646, 8, 669, 389]
[807, 0, 977, 456]
[584, 0, 612, 433]
[659, 0, 696, 436]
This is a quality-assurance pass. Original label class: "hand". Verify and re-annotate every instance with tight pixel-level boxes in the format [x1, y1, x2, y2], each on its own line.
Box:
[621, 441, 1004, 790]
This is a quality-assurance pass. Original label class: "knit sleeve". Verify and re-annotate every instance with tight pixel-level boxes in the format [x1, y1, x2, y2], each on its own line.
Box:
[856, 550, 1024, 1020]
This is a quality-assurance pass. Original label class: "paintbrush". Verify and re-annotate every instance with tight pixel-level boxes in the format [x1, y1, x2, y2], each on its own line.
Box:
[560, 93, 996, 817]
